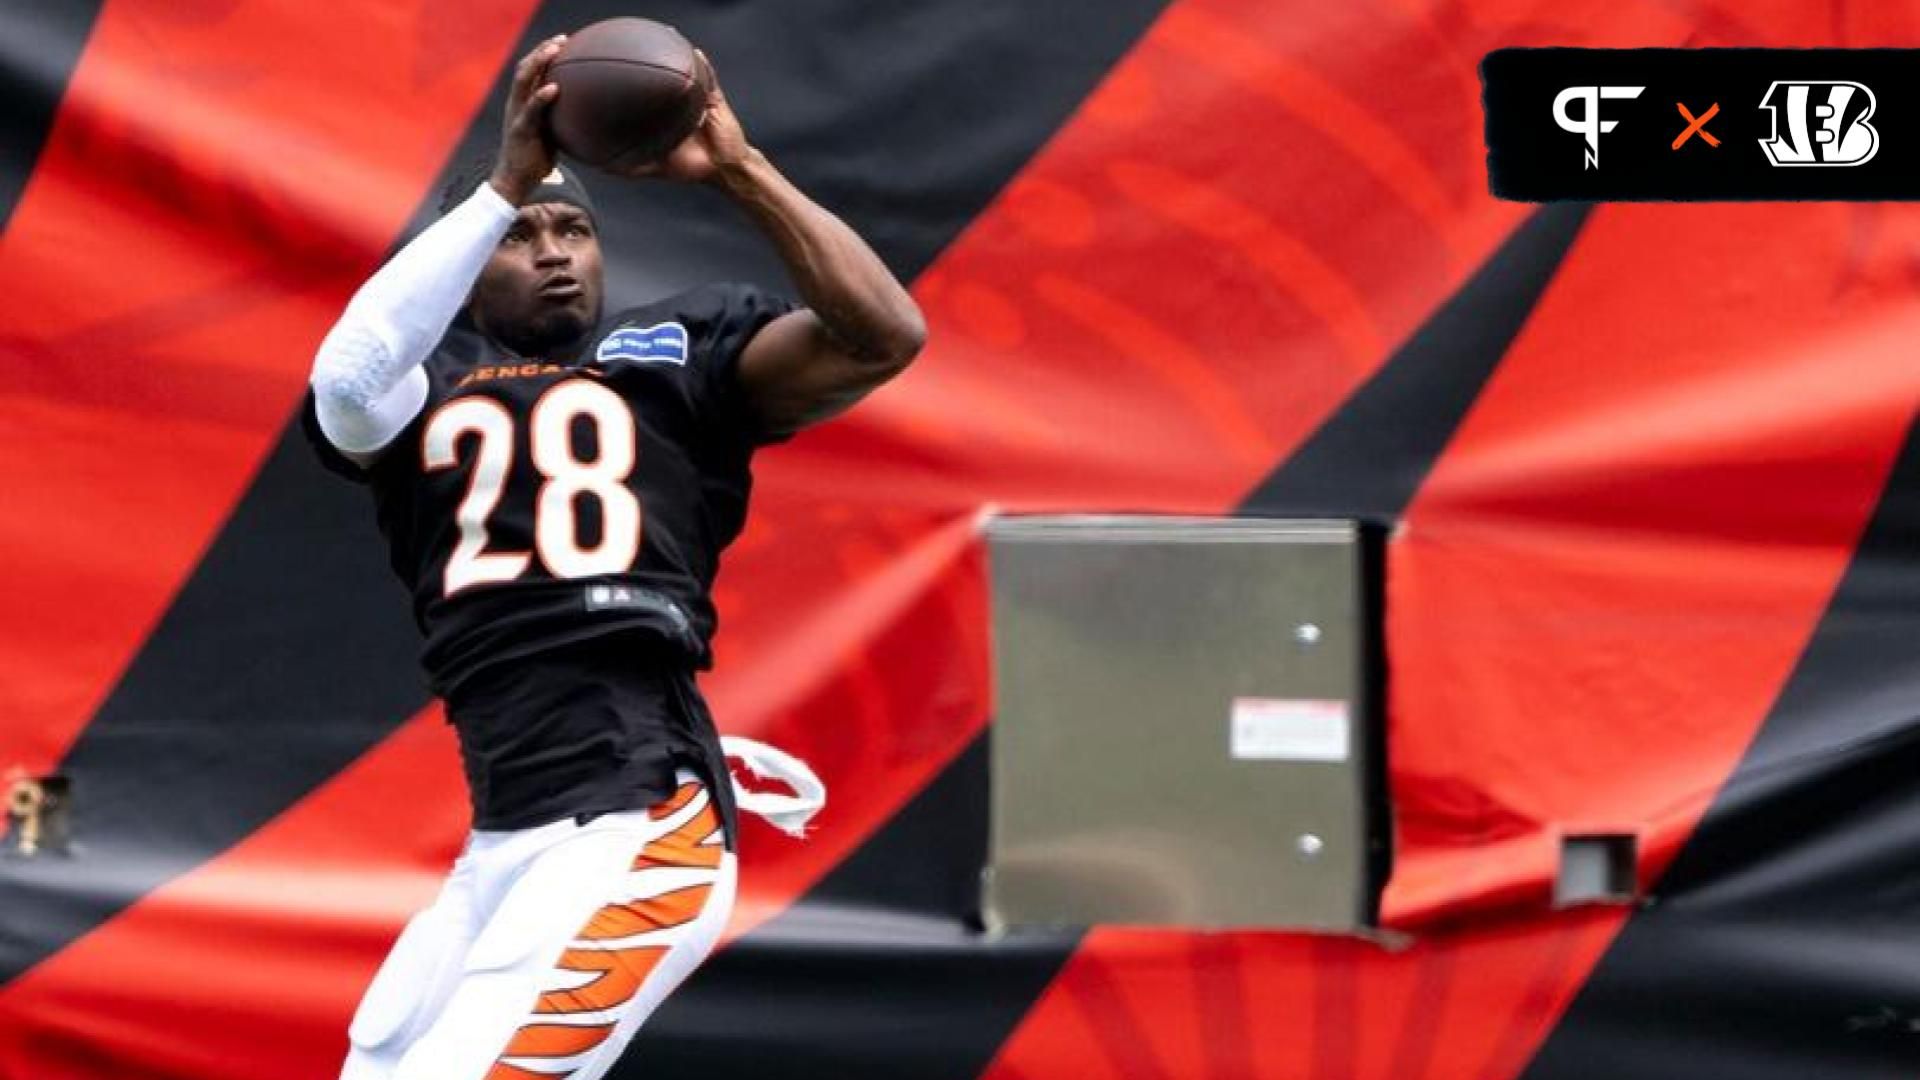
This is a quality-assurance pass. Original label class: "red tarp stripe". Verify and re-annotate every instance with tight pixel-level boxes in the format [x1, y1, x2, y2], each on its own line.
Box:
[985, 915, 1624, 1080]
[1154, 3, 1473, 269]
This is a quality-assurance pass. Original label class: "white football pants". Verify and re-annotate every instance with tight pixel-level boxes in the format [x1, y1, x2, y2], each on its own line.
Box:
[340, 771, 736, 1080]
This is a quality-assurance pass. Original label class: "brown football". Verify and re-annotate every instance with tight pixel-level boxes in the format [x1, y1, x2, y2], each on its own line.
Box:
[546, 18, 710, 172]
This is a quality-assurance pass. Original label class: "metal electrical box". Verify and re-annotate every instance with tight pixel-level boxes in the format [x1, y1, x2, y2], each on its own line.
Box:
[983, 516, 1388, 932]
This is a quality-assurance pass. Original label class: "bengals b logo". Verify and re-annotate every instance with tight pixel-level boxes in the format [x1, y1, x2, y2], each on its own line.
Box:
[1758, 81, 1879, 167]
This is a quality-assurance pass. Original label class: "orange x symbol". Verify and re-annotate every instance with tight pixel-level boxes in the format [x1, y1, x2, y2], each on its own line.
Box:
[1673, 102, 1721, 149]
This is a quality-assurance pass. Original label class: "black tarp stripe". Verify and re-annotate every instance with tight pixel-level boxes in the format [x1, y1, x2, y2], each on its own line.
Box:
[1239, 204, 1593, 520]
[1522, 408, 1920, 1080]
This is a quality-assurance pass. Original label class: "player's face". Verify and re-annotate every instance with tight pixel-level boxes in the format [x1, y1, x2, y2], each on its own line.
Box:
[471, 202, 604, 360]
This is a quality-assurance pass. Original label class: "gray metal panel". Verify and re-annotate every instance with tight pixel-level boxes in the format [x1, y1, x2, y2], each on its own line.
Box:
[984, 515, 1380, 931]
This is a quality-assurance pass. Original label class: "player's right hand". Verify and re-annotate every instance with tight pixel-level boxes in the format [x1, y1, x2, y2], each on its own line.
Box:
[489, 35, 566, 205]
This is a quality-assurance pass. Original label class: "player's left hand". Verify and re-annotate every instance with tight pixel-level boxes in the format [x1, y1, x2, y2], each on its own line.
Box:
[489, 34, 567, 204]
[616, 51, 757, 185]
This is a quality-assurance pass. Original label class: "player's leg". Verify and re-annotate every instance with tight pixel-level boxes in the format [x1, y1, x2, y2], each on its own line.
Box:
[390, 773, 736, 1080]
[515, 777, 738, 1080]
[339, 851, 482, 1080]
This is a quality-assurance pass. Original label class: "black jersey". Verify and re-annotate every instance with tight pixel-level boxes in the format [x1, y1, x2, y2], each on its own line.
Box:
[304, 283, 793, 832]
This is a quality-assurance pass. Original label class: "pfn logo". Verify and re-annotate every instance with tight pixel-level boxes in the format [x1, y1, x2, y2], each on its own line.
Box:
[1553, 85, 1645, 169]
[1758, 81, 1879, 166]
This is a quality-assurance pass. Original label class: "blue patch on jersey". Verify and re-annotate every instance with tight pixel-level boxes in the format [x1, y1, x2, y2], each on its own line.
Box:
[596, 322, 690, 367]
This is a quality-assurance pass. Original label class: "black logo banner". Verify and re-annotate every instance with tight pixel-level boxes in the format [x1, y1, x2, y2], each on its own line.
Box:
[1484, 48, 1920, 200]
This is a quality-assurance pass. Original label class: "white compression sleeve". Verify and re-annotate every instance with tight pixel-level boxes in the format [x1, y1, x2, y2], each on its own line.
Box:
[310, 183, 518, 454]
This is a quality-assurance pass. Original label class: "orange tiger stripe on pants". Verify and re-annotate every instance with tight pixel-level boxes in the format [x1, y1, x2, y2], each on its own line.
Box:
[632, 793, 727, 871]
[574, 885, 716, 945]
[481, 1066, 555, 1080]
[483, 782, 725, 1080]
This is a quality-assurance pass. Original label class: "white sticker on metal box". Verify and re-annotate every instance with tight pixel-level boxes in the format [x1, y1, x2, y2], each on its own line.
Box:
[1229, 698, 1350, 762]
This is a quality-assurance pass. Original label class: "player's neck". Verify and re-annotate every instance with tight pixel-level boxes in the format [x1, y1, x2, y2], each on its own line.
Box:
[496, 333, 588, 365]
[476, 316, 594, 365]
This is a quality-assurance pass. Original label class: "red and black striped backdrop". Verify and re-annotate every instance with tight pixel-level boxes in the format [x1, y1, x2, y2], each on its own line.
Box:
[6, 2, 1920, 1078]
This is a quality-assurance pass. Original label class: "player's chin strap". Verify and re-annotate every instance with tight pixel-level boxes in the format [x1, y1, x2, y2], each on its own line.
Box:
[719, 736, 825, 839]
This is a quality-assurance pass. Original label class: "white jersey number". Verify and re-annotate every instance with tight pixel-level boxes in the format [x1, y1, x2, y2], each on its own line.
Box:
[422, 379, 643, 597]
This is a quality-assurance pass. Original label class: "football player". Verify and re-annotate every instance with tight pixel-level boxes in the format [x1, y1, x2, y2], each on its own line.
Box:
[305, 35, 923, 1080]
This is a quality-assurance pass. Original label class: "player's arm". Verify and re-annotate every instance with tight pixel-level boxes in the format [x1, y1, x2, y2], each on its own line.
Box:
[628, 56, 926, 437]
[719, 153, 927, 435]
[309, 35, 567, 465]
